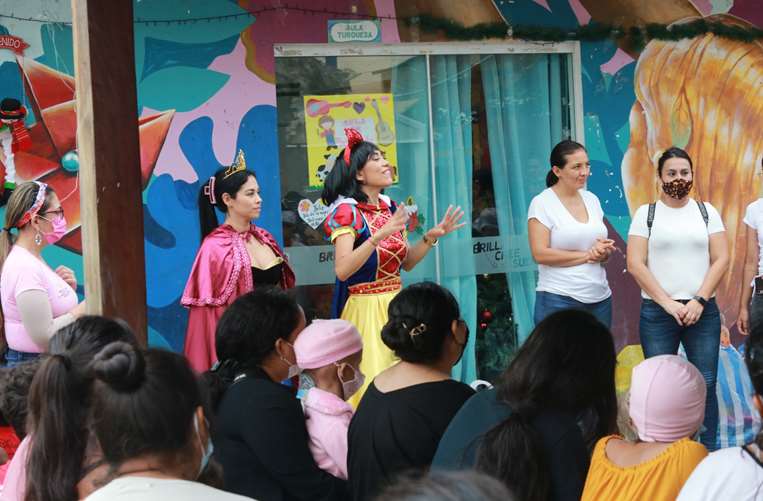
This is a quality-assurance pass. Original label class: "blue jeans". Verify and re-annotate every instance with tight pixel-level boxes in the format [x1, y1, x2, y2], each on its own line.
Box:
[4, 348, 40, 368]
[639, 298, 720, 450]
[534, 291, 612, 328]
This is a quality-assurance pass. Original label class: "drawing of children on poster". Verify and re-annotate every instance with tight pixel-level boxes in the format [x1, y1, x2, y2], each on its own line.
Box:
[318, 115, 337, 150]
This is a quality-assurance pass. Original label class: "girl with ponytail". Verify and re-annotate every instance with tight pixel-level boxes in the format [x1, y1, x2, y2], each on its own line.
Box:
[527, 140, 614, 328]
[432, 309, 617, 501]
[181, 150, 295, 373]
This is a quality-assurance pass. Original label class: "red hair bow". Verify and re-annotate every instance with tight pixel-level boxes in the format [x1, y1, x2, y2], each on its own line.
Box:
[343, 128, 364, 166]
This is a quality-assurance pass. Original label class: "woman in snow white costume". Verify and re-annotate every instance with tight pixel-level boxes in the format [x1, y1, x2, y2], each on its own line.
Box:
[322, 128, 465, 405]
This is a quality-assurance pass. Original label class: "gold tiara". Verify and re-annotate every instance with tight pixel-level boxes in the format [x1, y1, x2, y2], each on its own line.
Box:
[223, 150, 247, 179]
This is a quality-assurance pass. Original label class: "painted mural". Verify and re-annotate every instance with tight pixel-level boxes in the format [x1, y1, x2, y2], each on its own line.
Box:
[0, 1, 761, 430]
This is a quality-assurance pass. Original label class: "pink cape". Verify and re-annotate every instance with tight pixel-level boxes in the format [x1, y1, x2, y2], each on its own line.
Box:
[181, 224, 294, 372]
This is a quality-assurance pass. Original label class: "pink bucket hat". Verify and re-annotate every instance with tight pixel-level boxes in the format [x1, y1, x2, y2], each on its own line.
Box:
[629, 354, 706, 443]
[294, 319, 362, 369]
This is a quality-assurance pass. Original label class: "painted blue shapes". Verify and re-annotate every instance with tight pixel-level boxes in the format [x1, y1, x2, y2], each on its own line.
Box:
[141, 35, 238, 81]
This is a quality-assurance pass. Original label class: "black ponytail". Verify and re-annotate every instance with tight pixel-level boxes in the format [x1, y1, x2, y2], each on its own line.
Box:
[545, 170, 558, 188]
[475, 310, 617, 499]
[477, 412, 550, 501]
[547, 140, 586, 188]
[197, 166, 257, 241]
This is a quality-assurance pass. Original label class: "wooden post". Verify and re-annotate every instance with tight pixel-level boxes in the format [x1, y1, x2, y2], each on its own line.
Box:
[72, 0, 147, 345]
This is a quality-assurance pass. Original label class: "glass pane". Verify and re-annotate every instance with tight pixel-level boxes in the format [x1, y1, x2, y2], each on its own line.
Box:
[274, 55, 435, 320]
[429, 53, 573, 381]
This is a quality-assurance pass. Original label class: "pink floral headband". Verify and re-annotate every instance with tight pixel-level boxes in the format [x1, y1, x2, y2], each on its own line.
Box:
[16, 181, 48, 228]
[203, 176, 216, 205]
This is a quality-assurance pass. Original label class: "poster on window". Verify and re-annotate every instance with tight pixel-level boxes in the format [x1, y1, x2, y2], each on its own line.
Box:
[303, 93, 398, 189]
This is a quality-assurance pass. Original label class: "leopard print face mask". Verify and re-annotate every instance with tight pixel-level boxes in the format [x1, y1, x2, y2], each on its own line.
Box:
[662, 179, 693, 199]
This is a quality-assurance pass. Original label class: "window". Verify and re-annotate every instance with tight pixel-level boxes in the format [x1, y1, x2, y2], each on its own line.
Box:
[275, 42, 582, 382]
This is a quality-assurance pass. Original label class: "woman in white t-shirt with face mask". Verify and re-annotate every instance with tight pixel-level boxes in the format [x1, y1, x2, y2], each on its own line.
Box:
[528, 140, 614, 327]
[627, 146, 729, 451]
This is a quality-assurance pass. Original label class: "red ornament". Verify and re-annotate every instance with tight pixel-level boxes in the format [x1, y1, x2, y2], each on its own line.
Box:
[481, 309, 493, 322]
[480, 322, 488, 330]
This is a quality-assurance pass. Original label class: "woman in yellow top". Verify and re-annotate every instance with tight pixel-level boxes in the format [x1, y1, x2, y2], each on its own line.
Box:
[582, 355, 707, 501]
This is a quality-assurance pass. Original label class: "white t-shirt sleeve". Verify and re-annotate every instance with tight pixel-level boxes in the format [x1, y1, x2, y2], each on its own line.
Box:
[743, 200, 758, 229]
[704, 202, 725, 234]
[527, 193, 553, 229]
[628, 204, 650, 238]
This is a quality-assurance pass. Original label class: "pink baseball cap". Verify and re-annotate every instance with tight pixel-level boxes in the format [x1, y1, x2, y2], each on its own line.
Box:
[629, 354, 706, 443]
[294, 319, 362, 369]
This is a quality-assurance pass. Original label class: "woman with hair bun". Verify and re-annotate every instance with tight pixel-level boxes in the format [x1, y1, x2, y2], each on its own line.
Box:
[8, 316, 138, 501]
[347, 282, 474, 500]
[322, 129, 465, 405]
[528, 140, 614, 327]
[80, 342, 252, 501]
[182, 150, 294, 373]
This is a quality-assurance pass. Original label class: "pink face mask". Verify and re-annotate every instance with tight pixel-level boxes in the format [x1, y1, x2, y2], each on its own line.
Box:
[39, 213, 68, 244]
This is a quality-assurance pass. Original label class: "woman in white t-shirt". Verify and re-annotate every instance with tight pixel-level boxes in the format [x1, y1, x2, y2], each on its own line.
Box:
[627, 146, 729, 451]
[737, 157, 763, 337]
[677, 332, 763, 501]
[528, 140, 614, 327]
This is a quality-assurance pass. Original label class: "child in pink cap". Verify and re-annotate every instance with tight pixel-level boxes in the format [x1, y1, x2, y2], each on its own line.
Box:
[293, 319, 363, 480]
[582, 355, 708, 501]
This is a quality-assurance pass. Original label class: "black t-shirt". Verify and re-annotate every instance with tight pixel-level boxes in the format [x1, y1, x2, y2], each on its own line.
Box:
[213, 367, 347, 501]
[347, 379, 475, 500]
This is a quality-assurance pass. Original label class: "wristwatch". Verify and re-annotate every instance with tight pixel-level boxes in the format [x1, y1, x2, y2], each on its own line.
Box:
[692, 295, 707, 307]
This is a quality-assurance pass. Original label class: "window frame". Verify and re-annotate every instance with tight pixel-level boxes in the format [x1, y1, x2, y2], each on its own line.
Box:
[274, 40, 585, 284]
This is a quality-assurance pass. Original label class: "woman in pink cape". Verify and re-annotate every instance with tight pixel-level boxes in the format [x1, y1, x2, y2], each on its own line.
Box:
[182, 151, 295, 372]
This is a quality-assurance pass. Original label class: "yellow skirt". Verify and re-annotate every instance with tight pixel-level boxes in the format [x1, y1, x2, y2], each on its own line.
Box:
[341, 279, 400, 408]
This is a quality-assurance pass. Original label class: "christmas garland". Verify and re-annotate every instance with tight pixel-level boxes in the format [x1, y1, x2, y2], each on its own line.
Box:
[407, 14, 763, 50]
[3, 8, 762, 49]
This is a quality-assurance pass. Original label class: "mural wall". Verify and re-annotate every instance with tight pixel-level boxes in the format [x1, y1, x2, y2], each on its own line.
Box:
[0, 0, 760, 378]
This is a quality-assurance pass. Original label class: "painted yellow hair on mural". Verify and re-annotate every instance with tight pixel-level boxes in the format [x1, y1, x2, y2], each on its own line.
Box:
[622, 14, 763, 325]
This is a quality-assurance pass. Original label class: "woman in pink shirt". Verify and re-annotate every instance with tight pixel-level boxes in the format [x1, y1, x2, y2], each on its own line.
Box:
[0, 181, 85, 366]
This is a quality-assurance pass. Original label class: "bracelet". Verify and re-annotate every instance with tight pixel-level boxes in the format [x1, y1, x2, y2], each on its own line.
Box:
[368, 236, 380, 247]
[422, 235, 438, 247]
